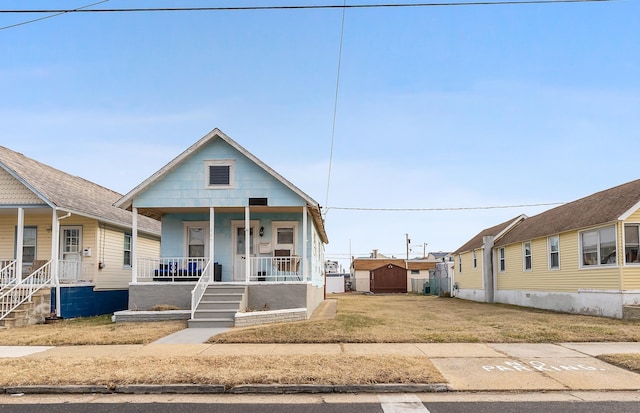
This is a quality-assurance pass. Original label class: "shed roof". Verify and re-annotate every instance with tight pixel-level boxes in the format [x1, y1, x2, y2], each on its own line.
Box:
[453, 215, 526, 255]
[0, 146, 161, 236]
[352, 258, 435, 271]
[495, 178, 640, 247]
[115, 128, 328, 243]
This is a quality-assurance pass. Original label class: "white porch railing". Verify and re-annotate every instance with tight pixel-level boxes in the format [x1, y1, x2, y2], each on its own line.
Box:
[0, 260, 52, 321]
[137, 257, 209, 282]
[240, 256, 303, 282]
[190, 260, 213, 318]
[58, 260, 93, 283]
[0, 260, 17, 293]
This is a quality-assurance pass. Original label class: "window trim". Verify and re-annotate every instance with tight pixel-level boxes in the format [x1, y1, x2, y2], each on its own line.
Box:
[548, 235, 560, 270]
[579, 224, 617, 268]
[624, 223, 640, 265]
[523, 241, 532, 272]
[272, 221, 298, 255]
[205, 159, 235, 188]
[498, 247, 506, 272]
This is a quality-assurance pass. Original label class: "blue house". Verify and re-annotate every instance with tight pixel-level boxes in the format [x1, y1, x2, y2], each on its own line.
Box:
[115, 128, 329, 327]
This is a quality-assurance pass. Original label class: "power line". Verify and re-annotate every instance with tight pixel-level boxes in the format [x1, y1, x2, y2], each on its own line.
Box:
[325, 201, 565, 212]
[0, 0, 108, 31]
[324, 0, 347, 220]
[0, 0, 616, 14]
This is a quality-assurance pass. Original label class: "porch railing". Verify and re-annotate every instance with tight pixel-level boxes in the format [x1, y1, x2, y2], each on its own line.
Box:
[58, 260, 93, 283]
[137, 257, 208, 282]
[240, 256, 303, 282]
[0, 260, 52, 321]
[0, 260, 17, 293]
[191, 260, 213, 318]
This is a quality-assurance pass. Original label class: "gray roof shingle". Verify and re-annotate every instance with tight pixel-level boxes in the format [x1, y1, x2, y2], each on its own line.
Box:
[0, 146, 160, 235]
[495, 178, 640, 247]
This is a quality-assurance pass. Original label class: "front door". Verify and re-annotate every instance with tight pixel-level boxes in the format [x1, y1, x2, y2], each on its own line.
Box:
[60, 226, 82, 282]
[232, 222, 258, 281]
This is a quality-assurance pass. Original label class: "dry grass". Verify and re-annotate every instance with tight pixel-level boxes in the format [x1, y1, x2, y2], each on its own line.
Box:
[0, 316, 187, 346]
[0, 355, 443, 388]
[211, 294, 640, 344]
[598, 354, 640, 374]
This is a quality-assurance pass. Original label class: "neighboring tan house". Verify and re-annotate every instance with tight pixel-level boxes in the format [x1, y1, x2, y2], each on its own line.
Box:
[452, 215, 526, 303]
[351, 257, 435, 293]
[0, 146, 161, 325]
[114, 128, 329, 327]
[454, 178, 640, 319]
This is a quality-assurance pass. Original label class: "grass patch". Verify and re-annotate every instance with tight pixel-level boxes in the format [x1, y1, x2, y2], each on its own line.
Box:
[0, 317, 187, 346]
[598, 354, 640, 374]
[0, 355, 443, 388]
[211, 294, 640, 344]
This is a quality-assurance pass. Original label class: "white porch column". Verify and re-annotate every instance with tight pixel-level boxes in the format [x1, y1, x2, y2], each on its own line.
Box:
[16, 208, 24, 281]
[244, 206, 250, 283]
[51, 210, 61, 317]
[209, 207, 215, 282]
[132, 207, 138, 283]
[302, 205, 308, 282]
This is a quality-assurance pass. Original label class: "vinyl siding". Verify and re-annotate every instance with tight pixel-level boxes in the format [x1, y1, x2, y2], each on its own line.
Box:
[497, 228, 621, 292]
[455, 250, 483, 290]
[622, 208, 640, 290]
[95, 226, 160, 290]
[0, 168, 44, 205]
[133, 138, 304, 209]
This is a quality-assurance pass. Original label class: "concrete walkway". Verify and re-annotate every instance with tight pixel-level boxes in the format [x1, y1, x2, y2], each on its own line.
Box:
[2, 342, 640, 392]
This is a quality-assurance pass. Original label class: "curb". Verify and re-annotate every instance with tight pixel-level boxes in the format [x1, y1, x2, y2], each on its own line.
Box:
[2, 383, 450, 395]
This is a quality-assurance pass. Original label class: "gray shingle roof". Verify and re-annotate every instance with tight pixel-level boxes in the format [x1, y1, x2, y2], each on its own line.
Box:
[0, 146, 160, 235]
[453, 215, 526, 255]
[495, 178, 640, 247]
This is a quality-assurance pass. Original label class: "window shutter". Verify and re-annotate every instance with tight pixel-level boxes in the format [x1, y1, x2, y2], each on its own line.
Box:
[209, 165, 230, 185]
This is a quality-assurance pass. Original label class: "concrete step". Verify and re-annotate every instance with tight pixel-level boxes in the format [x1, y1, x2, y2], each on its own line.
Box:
[205, 286, 246, 294]
[193, 309, 236, 319]
[188, 318, 235, 328]
[197, 300, 242, 310]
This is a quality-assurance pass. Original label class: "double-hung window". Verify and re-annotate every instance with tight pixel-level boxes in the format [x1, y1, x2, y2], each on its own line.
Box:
[523, 242, 532, 271]
[498, 248, 506, 272]
[624, 224, 640, 264]
[123, 233, 132, 267]
[580, 225, 617, 266]
[472, 250, 477, 268]
[548, 235, 559, 269]
[458, 255, 462, 273]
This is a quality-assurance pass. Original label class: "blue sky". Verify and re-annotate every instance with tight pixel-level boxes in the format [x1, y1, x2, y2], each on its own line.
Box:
[1, 0, 639, 270]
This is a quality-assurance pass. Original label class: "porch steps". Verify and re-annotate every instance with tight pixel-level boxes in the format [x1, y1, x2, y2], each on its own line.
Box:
[188, 285, 246, 328]
[0, 289, 51, 328]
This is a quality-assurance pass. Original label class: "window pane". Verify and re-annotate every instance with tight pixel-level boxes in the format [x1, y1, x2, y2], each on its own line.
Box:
[625, 225, 639, 244]
[582, 231, 598, 265]
[277, 227, 294, 244]
[549, 236, 559, 253]
[600, 226, 616, 264]
[550, 252, 559, 268]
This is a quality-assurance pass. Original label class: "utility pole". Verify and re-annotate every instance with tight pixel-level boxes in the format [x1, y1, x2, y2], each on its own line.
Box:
[405, 233, 410, 260]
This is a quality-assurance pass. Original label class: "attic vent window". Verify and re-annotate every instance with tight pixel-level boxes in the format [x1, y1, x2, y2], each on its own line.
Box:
[249, 197, 268, 206]
[205, 160, 235, 188]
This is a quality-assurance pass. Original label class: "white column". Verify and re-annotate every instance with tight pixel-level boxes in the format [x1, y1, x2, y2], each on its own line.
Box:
[51, 210, 61, 317]
[132, 208, 138, 283]
[302, 205, 308, 282]
[16, 208, 24, 281]
[244, 206, 250, 283]
[209, 207, 215, 282]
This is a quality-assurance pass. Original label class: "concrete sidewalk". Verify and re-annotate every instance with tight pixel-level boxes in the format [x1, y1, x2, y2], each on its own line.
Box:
[2, 341, 640, 393]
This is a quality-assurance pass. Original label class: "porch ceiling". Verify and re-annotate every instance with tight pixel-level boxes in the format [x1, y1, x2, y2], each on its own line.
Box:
[136, 206, 307, 220]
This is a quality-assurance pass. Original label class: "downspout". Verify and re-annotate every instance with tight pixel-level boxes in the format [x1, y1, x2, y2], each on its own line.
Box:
[53, 211, 71, 317]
